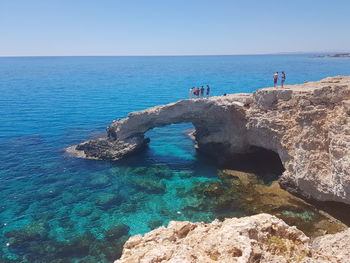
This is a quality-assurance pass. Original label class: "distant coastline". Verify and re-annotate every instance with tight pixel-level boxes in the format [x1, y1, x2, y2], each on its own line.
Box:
[1, 52, 350, 58]
[310, 53, 350, 58]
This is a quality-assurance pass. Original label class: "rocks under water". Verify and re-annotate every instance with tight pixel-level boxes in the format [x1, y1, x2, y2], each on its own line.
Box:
[218, 170, 347, 237]
[0, 163, 215, 262]
[4, 222, 129, 263]
[181, 169, 347, 238]
[1, 162, 348, 262]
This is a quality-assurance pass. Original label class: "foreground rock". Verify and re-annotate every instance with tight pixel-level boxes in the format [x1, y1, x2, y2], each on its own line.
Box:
[69, 76, 350, 205]
[312, 228, 350, 261]
[114, 214, 348, 263]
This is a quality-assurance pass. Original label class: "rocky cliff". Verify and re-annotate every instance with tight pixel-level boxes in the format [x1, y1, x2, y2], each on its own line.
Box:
[114, 214, 350, 263]
[68, 76, 350, 204]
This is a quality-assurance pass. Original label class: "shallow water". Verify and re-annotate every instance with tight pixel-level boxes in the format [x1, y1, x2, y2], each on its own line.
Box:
[1, 55, 350, 262]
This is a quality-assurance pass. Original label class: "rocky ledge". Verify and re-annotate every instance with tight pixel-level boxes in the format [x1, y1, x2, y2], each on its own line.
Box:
[68, 76, 350, 205]
[114, 213, 350, 263]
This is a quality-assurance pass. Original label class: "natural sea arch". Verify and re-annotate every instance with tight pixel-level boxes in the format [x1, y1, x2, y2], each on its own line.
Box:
[70, 76, 350, 206]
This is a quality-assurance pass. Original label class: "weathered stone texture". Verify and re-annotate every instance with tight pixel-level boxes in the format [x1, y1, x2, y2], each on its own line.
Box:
[115, 214, 348, 263]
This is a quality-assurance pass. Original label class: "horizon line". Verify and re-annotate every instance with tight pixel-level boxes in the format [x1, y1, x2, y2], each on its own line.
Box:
[1, 51, 348, 58]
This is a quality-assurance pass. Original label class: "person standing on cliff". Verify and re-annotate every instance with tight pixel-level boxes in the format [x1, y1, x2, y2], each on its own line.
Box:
[206, 85, 210, 98]
[273, 72, 279, 87]
[281, 72, 286, 88]
[194, 87, 199, 98]
[189, 87, 194, 99]
[200, 86, 205, 98]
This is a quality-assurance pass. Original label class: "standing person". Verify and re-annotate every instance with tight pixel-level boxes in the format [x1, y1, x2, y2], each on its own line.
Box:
[189, 87, 194, 99]
[194, 87, 198, 98]
[281, 72, 286, 88]
[273, 72, 279, 87]
[206, 85, 210, 98]
[200, 86, 204, 98]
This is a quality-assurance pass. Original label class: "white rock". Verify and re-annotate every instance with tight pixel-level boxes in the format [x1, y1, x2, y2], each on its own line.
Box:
[115, 213, 347, 263]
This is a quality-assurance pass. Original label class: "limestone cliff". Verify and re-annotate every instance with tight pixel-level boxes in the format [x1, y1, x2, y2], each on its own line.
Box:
[68, 76, 350, 204]
[114, 214, 349, 263]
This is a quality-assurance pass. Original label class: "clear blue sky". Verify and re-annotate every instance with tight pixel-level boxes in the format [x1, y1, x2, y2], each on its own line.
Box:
[1, 0, 349, 56]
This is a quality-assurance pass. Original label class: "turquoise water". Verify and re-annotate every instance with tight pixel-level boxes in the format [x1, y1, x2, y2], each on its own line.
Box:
[1, 55, 350, 262]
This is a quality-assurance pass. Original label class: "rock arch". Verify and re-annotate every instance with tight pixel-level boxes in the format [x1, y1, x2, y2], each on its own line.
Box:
[109, 96, 252, 153]
[70, 94, 255, 161]
[68, 76, 350, 205]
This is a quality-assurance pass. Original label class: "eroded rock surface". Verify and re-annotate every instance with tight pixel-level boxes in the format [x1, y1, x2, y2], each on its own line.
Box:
[69, 76, 350, 204]
[114, 214, 346, 263]
[312, 228, 350, 262]
[66, 136, 149, 160]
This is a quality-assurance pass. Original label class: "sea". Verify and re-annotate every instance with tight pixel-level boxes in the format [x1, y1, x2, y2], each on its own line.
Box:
[1, 55, 350, 262]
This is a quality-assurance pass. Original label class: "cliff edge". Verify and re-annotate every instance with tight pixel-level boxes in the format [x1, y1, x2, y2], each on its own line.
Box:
[114, 214, 350, 263]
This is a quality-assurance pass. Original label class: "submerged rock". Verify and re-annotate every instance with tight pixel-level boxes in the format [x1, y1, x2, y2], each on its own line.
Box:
[128, 177, 166, 194]
[89, 174, 111, 188]
[94, 192, 123, 209]
[147, 219, 164, 230]
[38, 187, 60, 199]
[104, 224, 130, 241]
[5, 220, 49, 249]
[193, 182, 225, 197]
[115, 213, 348, 263]
[150, 164, 173, 179]
[75, 202, 95, 217]
[3, 221, 130, 263]
[183, 169, 347, 237]
[130, 164, 173, 179]
[218, 170, 347, 237]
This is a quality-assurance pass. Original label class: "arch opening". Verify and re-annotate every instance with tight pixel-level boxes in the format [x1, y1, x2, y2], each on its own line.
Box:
[219, 146, 285, 184]
[143, 122, 197, 162]
[143, 123, 285, 183]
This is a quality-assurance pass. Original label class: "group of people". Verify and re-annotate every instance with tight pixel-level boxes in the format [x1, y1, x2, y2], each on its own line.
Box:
[188, 73, 285, 100]
[273, 71, 286, 88]
[189, 85, 210, 99]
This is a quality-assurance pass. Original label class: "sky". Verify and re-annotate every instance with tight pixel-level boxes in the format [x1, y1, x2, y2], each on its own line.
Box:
[0, 0, 349, 56]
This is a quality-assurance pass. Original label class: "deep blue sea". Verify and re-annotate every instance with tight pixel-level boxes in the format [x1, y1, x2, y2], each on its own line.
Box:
[1, 55, 350, 262]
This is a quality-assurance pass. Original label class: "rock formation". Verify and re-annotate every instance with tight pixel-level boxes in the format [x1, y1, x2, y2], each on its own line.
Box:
[312, 228, 350, 262]
[68, 76, 350, 205]
[114, 213, 349, 263]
